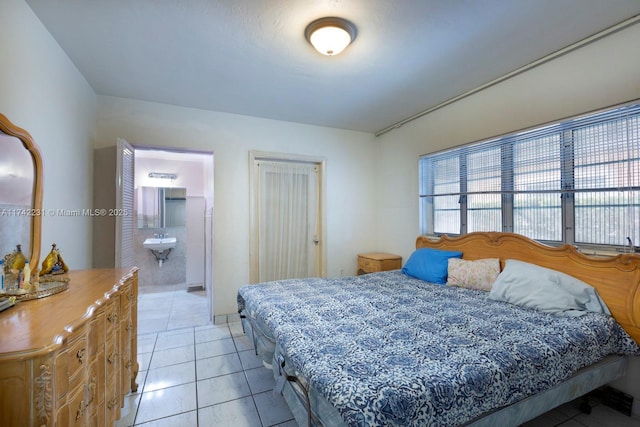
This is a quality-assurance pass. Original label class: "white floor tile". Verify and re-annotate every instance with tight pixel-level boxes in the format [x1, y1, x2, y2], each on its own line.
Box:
[195, 325, 232, 343]
[138, 352, 153, 372]
[154, 330, 194, 351]
[196, 353, 244, 380]
[134, 410, 198, 426]
[156, 327, 194, 338]
[239, 349, 265, 370]
[229, 321, 247, 337]
[572, 404, 640, 426]
[234, 334, 254, 352]
[137, 333, 157, 354]
[148, 345, 195, 369]
[197, 371, 252, 407]
[197, 396, 262, 427]
[144, 361, 196, 392]
[115, 392, 142, 427]
[196, 337, 237, 359]
[135, 383, 197, 424]
[272, 421, 298, 427]
[245, 367, 276, 395]
[253, 390, 295, 426]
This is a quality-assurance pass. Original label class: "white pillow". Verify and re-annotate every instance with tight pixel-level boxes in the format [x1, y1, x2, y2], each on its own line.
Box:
[487, 259, 610, 317]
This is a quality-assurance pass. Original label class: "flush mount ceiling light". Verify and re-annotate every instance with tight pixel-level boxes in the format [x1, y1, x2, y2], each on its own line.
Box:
[305, 17, 357, 56]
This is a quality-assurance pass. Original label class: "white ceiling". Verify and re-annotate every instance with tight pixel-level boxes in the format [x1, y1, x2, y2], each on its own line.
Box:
[25, 0, 640, 134]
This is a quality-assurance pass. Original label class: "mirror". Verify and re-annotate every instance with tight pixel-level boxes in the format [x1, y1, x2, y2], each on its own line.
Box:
[0, 113, 43, 274]
[136, 186, 186, 228]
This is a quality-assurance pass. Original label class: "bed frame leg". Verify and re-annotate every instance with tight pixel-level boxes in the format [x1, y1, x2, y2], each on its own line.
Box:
[579, 396, 592, 414]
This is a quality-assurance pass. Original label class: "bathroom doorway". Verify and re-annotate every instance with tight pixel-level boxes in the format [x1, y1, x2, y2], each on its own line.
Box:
[116, 141, 214, 323]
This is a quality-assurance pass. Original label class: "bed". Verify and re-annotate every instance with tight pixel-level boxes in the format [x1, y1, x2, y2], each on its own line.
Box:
[237, 232, 640, 426]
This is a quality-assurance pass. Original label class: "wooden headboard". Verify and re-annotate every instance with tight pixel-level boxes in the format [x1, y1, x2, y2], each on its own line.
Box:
[416, 232, 640, 344]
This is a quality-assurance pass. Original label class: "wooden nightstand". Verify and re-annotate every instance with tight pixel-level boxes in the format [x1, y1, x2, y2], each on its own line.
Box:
[357, 252, 402, 275]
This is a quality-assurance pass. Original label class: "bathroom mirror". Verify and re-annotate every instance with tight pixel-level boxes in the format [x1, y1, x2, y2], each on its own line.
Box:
[136, 186, 186, 228]
[0, 113, 43, 274]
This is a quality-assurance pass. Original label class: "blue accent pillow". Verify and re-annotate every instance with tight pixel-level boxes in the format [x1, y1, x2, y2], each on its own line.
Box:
[402, 248, 463, 284]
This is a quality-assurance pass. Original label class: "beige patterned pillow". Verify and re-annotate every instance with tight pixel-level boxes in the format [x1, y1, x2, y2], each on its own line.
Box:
[446, 258, 501, 291]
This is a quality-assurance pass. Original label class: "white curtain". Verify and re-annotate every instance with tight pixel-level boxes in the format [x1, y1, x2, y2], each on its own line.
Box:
[257, 161, 318, 282]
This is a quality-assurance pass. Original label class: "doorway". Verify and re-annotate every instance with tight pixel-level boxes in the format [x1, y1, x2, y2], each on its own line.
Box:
[249, 151, 326, 283]
[116, 140, 215, 323]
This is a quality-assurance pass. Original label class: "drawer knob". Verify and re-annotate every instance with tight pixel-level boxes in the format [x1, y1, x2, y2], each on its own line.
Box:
[108, 352, 118, 364]
[76, 348, 86, 364]
[107, 312, 118, 323]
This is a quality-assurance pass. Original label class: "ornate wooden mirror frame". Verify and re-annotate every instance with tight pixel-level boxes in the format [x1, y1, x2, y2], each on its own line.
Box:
[0, 113, 43, 276]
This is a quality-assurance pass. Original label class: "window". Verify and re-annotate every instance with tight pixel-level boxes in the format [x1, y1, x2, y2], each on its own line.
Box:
[419, 103, 640, 250]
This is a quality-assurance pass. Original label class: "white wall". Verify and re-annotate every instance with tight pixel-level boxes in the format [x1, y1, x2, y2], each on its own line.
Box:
[375, 21, 640, 413]
[375, 21, 640, 262]
[0, 0, 96, 269]
[95, 96, 377, 315]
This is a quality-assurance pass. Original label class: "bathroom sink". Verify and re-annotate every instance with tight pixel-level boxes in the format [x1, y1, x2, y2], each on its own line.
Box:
[143, 237, 177, 251]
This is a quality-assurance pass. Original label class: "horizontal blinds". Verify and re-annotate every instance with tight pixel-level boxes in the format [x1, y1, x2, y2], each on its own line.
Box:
[420, 103, 640, 198]
[420, 102, 640, 245]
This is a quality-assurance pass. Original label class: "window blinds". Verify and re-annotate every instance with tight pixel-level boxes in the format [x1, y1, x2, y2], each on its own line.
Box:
[420, 102, 640, 248]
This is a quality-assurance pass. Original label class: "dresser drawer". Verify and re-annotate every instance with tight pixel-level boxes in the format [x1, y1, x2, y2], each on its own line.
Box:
[67, 330, 88, 391]
[106, 296, 120, 333]
[88, 308, 106, 357]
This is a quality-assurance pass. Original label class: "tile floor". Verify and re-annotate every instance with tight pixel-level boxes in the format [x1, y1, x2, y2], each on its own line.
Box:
[118, 286, 640, 426]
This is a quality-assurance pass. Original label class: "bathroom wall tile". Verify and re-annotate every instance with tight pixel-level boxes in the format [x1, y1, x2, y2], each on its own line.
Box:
[135, 226, 187, 287]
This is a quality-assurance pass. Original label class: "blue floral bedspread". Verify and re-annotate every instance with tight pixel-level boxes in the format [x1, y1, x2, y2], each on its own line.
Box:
[237, 271, 639, 426]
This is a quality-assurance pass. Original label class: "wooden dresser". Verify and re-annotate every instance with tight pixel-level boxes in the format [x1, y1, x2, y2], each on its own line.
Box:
[0, 268, 139, 427]
[357, 253, 402, 275]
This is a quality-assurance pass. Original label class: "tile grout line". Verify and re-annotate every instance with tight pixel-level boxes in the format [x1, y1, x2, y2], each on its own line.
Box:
[193, 326, 201, 427]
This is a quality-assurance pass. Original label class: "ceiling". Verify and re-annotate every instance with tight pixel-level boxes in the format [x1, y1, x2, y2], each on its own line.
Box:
[25, 0, 640, 134]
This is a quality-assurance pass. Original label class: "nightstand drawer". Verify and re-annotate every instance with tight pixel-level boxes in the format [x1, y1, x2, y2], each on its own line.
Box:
[358, 253, 402, 275]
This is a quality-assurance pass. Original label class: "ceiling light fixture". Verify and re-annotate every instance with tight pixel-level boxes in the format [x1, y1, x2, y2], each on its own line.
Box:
[148, 172, 177, 180]
[305, 17, 357, 56]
